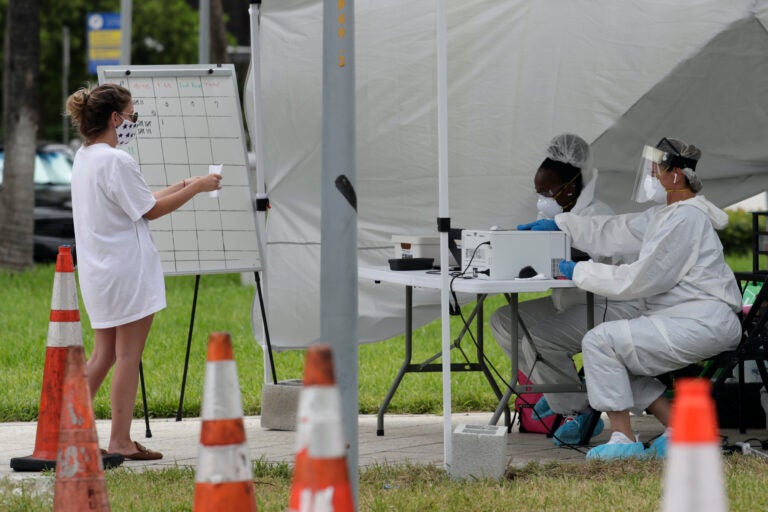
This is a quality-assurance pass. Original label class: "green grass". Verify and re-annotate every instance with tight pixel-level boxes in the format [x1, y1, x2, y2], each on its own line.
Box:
[0, 252, 762, 510]
[0, 254, 753, 422]
[1, 455, 767, 511]
[0, 268, 533, 422]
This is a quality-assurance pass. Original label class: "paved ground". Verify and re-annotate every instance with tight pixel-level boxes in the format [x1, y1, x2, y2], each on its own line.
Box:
[0, 411, 678, 481]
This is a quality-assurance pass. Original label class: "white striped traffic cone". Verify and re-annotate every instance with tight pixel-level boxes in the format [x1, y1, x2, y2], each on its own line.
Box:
[11, 246, 83, 471]
[53, 345, 111, 511]
[661, 378, 727, 512]
[288, 345, 353, 512]
[12, 246, 120, 471]
[193, 332, 257, 511]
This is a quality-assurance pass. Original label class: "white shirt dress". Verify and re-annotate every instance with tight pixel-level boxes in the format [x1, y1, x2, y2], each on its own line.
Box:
[71, 143, 166, 329]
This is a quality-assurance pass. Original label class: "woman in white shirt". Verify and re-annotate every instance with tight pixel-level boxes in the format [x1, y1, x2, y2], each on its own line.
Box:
[66, 84, 221, 460]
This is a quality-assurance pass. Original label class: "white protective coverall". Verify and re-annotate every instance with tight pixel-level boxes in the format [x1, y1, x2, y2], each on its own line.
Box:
[556, 195, 742, 413]
[490, 169, 643, 415]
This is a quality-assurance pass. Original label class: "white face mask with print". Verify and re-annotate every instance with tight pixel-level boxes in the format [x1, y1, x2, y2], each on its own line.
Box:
[116, 118, 138, 145]
[643, 176, 668, 204]
[536, 195, 564, 219]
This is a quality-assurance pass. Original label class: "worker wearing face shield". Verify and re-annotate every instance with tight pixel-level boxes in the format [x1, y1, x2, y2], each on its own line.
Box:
[548, 137, 742, 459]
[491, 134, 644, 446]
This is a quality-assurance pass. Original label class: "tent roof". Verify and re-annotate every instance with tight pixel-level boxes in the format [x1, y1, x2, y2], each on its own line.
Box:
[594, 16, 768, 213]
[256, 0, 768, 348]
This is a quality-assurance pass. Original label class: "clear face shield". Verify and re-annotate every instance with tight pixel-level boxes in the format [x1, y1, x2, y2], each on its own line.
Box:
[631, 146, 669, 203]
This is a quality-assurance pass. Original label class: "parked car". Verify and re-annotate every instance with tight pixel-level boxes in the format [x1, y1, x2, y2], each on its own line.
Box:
[0, 142, 76, 262]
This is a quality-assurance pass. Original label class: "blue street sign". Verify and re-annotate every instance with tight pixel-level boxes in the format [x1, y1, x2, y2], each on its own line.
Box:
[87, 12, 121, 74]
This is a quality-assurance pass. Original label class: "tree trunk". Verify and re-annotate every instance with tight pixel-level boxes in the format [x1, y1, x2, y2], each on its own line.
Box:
[210, 0, 229, 64]
[0, 0, 40, 271]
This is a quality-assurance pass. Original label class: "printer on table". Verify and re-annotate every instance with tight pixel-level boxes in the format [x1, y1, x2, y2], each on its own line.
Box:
[460, 229, 571, 280]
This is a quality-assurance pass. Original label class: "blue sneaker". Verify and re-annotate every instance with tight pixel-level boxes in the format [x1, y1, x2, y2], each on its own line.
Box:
[586, 432, 647, 460]
[552, 410, 604, 446]
[533, 396, 555, 419]
[645, 432, 669, 459]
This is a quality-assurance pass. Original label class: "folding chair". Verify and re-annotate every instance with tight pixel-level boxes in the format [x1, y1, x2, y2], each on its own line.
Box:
[699, 271, 768, 433]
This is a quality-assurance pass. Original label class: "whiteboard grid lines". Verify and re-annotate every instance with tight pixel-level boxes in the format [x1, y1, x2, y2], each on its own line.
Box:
[98, 65, 261, 275]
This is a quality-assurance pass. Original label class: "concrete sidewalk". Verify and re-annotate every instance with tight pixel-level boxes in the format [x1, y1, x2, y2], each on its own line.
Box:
[0, 411, 675, 480]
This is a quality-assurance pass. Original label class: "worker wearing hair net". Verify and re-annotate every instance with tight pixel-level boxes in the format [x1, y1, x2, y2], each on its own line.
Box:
[530, 133, 610, 220]
[491, 133, 643, 446]
[550, 137, 741, 459]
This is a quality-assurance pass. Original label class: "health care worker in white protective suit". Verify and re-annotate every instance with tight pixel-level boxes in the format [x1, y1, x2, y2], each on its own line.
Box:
[552, 137, 742, 460]
[490, 133, 643, 446]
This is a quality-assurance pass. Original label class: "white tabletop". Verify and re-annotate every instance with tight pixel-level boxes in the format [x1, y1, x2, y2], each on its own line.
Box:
[359, 266, 575, 294]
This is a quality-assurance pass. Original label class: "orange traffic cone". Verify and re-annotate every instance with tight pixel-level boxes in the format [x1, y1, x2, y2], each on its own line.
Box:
[11, 246, 121, 472]
[193, 332, 257, 511]
[53, 345, 110, 511]
[661, 378, 727, 512]
[289, 387, 314, 512]
[288, 345, 354, 512]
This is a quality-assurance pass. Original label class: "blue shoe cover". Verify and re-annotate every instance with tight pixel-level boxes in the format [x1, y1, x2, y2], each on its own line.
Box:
[533, 396, 555, 419]
[552, 411, 604, 446]
[645, 433, 668, 458]
[586, 441, 647, 460]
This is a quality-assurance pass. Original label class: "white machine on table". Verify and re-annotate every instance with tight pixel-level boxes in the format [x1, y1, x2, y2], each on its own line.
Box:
[461, 230, 571, 279]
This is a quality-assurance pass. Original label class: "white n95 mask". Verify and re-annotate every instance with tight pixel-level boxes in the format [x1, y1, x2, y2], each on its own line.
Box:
[536, 195, 564, 218]
[116, 119, 138, 145]
[643, 176, 667, 204]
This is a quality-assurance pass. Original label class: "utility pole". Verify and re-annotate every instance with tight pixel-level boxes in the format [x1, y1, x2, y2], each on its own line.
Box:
[320, 0, 358, 506]
[119, 0, 131, 65]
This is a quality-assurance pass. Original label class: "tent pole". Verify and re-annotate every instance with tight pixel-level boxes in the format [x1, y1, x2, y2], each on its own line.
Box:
[436, 0, 452, 470]
[248, 4, 273, 384]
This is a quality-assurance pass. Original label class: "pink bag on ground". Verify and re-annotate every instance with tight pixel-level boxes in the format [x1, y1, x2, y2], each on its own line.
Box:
[514, 371, 564, 435]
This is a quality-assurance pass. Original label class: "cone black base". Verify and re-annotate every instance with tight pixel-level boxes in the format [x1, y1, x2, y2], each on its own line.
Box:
[11, 453, 124, 472]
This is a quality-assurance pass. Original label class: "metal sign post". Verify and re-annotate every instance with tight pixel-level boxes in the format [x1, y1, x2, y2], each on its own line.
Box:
[321, 0, 359, 506]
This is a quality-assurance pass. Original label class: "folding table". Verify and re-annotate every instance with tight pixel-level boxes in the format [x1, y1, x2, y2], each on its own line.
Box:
[360, 266, 594, 434]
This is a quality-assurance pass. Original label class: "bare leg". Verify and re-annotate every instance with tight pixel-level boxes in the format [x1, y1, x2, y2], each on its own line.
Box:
[107, 314, 154, 455]
[87, 328, 117, 399]
[646, 395, 672, 428]
[606, 410, 633, 441]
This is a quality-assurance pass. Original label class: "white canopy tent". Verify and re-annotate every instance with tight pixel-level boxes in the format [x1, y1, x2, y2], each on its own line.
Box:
[252, 0, 768, 352]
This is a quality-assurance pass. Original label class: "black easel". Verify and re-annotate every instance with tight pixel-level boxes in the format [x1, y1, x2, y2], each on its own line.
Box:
[174, 271, 277, 421]
[139, 361, 152, 437]
[176, 275, 201, 421]
[255, 271, 278, 385]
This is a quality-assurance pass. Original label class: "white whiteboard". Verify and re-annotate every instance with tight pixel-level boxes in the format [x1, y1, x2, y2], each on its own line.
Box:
[97, 64, 261, 276]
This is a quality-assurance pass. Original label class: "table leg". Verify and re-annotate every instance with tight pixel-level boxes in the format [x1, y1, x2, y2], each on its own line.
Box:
[377, 285, 413, 436]
[490, 293, 518, 428]
[475, 294, 510, 426]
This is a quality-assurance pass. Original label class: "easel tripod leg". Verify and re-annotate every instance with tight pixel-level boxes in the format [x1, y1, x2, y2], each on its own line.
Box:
[139, 360, 152, 437]
[254, 271, 278, 384]
[176, 275, 200, 421]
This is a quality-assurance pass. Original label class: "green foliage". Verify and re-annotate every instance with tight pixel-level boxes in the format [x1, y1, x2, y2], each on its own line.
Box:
[131, 2, 199, 66]
[719, 209, 755, 255]
[726, 252, 753, 273]
[0, 0, 200, 141]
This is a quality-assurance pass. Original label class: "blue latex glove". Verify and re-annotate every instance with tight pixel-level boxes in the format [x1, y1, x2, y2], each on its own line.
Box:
[517, 219, 559, 231]
[559, 260, 577, 280]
